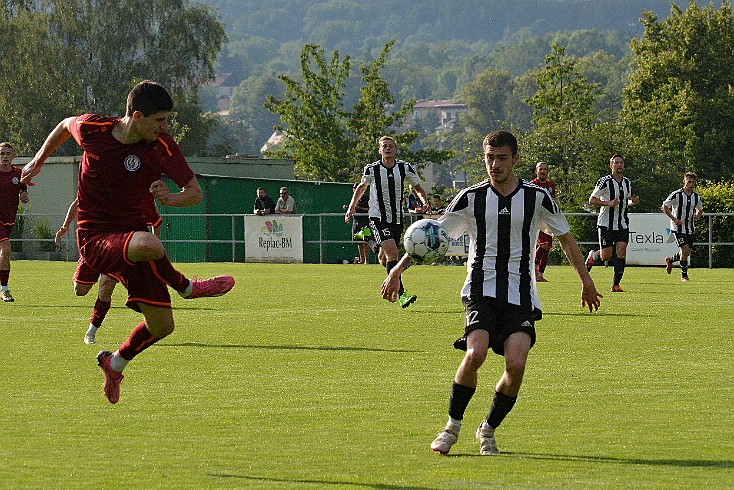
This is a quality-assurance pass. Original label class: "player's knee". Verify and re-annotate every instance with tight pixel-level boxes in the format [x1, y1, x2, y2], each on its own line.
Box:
[128, 232, 164, 262]
[74, 283, 93, 296]
[464, 347, 488, 370]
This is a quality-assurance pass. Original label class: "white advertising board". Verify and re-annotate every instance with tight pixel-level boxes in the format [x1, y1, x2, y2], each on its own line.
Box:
[626, 213, 680, 266]
[244, 215, 304, 263]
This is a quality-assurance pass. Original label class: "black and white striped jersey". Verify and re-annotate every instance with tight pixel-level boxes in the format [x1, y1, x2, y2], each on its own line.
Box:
[440, 179, 570, 311]
[361, 160, 421, 225]
[590, 175, 633, 230]
[662, 188, 703, 234]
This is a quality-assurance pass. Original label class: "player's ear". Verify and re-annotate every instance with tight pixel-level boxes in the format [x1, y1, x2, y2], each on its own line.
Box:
[131, 111, 144, 122]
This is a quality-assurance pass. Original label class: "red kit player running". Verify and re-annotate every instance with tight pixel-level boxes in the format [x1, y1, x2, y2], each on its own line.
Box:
[530, 162, 556, 282]
[22, 80, 235, 404]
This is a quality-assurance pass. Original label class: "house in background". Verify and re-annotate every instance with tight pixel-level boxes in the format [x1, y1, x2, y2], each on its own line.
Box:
[412, 100, 468, 132]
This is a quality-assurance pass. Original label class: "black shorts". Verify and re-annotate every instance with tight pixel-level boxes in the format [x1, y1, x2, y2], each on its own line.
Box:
[598, 227, 629, 249]
[368, 219, 404, 247]
[458, 296, 537, 356]
[672, 231, 694, 248]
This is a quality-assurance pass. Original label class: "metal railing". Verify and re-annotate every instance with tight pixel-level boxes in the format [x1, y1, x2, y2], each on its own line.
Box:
[10, 212, 734, 267]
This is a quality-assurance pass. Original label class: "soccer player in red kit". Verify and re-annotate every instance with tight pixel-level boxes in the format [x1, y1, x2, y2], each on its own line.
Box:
[56, 197, 164, 345]
[530, 162, 556, 282]
[0, 142, 29, 302]
[22, 81, 235, 403]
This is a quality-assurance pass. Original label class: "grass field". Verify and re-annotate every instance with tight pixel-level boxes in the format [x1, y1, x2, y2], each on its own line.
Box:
[1, 260, 733, 489]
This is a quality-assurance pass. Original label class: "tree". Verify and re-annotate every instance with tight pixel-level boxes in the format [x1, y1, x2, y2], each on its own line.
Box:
[266, 41, 450, 182]
[523, 44, 604, 211]
[623, 1, 734, 182]
[0, 0, 225, 155]
[264, 44, 354, 180]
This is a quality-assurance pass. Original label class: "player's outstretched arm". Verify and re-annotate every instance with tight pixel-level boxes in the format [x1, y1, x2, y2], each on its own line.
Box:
[557, 232, 602, 312]
[381, 253, 412, 303]
[21, 118, 74, 184]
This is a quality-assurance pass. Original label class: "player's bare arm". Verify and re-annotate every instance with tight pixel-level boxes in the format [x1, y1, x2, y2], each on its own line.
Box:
[150, 177, 202, 207]
[55, 198, 79, 245]
[589, 196, 619, 208]
[557, 232, 602, 312]
[345, 183, 368, 223]
[413, 184, 430, 213]
[381, 253, 412, 302]
[21, 117, 74, 184]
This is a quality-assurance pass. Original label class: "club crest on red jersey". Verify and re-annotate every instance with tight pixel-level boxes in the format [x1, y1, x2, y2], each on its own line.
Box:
[124, 155, 142, 172]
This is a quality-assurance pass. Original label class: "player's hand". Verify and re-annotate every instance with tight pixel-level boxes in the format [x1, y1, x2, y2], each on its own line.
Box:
[608, 198, 620, 207]
[344, 208, 353, 223]
[19, 190, 29, 203]
[381, 273, 401, 303]
[149, 180, 171, 204]
[55, 227, 68, 246]
[630, 194, 640, 205]
[581, 281, 602, 313]
[20, 160, 41, 185]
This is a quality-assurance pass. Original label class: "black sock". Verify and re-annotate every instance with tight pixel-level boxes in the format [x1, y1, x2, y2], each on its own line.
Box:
[613, 258, 626, 286]
[681, 258, 689, 276]
[486, 391, 517, 429]
[386, 260, 404, 294]
[448, 382, 476, 422]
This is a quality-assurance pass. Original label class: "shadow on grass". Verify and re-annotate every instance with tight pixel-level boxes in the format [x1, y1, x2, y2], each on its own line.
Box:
[163, 342, 418, 353]
[449, 451, 734, 467]
[209, 474, 433, 489]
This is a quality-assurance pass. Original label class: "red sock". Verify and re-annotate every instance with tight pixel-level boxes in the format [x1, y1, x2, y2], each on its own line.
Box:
[0, 269, 9, 286]
[118, 321, 160, 360]
[150, 255, 189, 293]
[90, 298, 112, 328]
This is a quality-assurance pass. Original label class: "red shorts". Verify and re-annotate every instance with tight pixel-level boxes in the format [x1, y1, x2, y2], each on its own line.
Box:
[0, 223, 13, 242]
[73, 256, 101, 285]
[537, 231, 553, 248]
[77, 228, 171, 312]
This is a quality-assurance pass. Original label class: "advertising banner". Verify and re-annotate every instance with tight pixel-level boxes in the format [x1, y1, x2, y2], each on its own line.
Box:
[244, 215, 304, 263]
[446, 233, 470, 257]
[627, 213, 680, 266]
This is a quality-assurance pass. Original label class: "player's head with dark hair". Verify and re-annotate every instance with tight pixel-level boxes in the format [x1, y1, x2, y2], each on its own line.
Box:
[126, 80, 173, 117]
[0, 142, 14, 150]
[610, 153, 624, 162]
[483, 130, 518, 156]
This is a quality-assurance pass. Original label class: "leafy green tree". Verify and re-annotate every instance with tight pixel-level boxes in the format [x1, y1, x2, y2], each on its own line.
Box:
[623, 1, 734, 182]
[265, 44, 354, 180]
[0, 0, 225, 154]
[266, 41, 450, 182]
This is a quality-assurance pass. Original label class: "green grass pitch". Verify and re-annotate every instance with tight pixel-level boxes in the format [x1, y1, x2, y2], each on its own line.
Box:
[1, 260, 733, 488]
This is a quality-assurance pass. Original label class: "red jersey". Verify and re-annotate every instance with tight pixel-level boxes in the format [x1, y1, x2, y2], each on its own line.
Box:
[0, 166, 27, 225]
[70, 114, 194, 232]
[530, 178, 556, 200]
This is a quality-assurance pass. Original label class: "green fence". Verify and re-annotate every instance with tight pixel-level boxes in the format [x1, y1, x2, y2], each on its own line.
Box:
[159, 174, 358, 263]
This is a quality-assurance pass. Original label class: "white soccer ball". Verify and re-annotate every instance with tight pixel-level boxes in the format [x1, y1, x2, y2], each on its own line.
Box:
[403, 218, 450, 265]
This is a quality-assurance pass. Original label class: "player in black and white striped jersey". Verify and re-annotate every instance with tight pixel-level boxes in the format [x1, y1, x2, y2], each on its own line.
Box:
[662, 172, 703, 282]
[585, 154, 640, 292]
[345, 135, 428, 308]
[381, 130, 602, 456]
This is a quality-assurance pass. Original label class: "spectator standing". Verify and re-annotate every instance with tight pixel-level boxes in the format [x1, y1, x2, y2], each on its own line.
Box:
[253, 187, 275, 215]
[274, 186, 297, 214]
